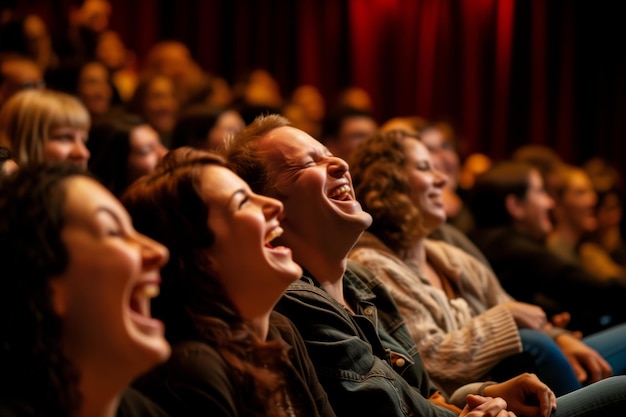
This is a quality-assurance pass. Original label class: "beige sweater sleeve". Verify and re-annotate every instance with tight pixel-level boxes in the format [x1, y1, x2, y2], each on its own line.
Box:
[349, 245, 522, 396]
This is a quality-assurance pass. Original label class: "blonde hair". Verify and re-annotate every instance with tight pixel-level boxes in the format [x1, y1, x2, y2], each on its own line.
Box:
[0, 89, 90, 166]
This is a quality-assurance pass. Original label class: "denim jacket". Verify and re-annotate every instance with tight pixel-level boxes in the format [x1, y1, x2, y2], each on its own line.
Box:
[274, 260, 456, 417]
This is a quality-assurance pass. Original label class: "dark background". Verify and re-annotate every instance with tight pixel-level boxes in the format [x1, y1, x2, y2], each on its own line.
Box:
[10, 0, 626, 171]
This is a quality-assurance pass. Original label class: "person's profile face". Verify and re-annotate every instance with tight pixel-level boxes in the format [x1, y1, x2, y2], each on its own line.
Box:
[49, 176, 170, 375]
[258, 126, 372, 250]
[558, 171, 598, 233]
[421, 127, 460, 189]
[402, 137, 448, 233]
[517, 170, 554, 239]
[198, 165, 302, 310]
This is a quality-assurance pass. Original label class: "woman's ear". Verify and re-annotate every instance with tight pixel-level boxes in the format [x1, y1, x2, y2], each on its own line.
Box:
[505, 193, 525, 221]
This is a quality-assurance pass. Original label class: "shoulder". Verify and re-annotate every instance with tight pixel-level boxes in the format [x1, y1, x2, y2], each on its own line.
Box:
[425, 239, 478, 267]
[136, 340, 233, 395]
[117, 388, 170, 417]
[133, 341, 240, 417]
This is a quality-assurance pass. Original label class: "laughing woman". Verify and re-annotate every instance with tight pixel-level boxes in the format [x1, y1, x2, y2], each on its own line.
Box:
[348, 130, 626, 397]
[0, 163, 171, 417]
[121, 147, 336, 417]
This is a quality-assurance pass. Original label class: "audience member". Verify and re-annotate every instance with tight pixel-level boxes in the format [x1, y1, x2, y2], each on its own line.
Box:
[95, 30, 138, 102]
[379, 118, 491, 267]
[0, 88, 90, 168]
[232, 68, 284, 125]
[469, 160, 626, 335]
[282, 84, 326, 139]
[127, 72, 179, 148]
[226, 113, 626, 417]
[88, 112, 167, 197]
[547, 163, 626, 283]
[511, 144, 563, 197]
[53, 0, 112, 68]
[319, 106, 377, 162]
[170, 104, 244, 152]
[331, 86, 373, 113]
[122, 148, 336, 417]
[46, 59, 118, 123]
[583, 157, 626, 267]
[142, 40, 221, 109]
[348, 130, 625, 396]
[418, 120, 475, 234]
[0, 54, 44, 107]
[0, 162, 170, 417]
[0, 12, 58, 73]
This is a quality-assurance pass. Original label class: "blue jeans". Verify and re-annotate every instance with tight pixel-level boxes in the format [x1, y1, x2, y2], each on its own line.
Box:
[554, 375, 626, 417]
[582, 322, 626, 377]
[488, 329, 581, 396]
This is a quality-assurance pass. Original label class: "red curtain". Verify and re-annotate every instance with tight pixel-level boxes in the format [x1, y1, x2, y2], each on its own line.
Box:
[14, 0, 626, 170]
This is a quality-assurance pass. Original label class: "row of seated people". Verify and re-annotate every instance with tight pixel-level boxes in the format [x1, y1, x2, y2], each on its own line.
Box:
[1, 93, 626, 416]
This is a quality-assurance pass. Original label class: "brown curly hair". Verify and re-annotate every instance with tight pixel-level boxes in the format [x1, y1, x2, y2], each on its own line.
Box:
[349, 129, 425, 253]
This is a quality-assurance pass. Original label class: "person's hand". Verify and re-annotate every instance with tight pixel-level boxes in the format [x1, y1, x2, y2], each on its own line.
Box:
[500, 301, 548, 330]
[556, 333, 612, 383]
[484, 373, 556, 417]
[549, 312, 583, 338]
[550, 311, 570, 328]
[459, 394, 515, 417]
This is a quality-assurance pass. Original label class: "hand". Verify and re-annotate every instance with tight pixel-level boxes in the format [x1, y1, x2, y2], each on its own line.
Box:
[501, 301, 548, 330]
[556, 333, 612, 383]
[459, 394, 515, 417]
[549, 312, 583, 338]
[550, 311, 571, 328]
[485, 373, 556, 417]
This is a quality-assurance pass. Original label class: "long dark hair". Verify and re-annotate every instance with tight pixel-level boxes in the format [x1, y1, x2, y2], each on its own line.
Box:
[122, 147, 292, 417]
[0, 163, 91, 417]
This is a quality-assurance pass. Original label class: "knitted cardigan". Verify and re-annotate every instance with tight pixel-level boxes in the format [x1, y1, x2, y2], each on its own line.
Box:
[349, 232, 522, 395]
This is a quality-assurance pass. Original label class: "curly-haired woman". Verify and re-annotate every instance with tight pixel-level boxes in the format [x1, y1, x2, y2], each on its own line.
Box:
[348, 130, 626, 397]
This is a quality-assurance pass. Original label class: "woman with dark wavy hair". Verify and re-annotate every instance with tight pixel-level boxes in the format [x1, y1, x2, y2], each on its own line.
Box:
[0, 162, 171, 417]
[121, 147, 335, 417]
[348, 130, 626, 398]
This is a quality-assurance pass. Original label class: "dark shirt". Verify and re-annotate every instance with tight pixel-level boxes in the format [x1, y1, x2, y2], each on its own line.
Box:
[133, 311, 335, 417]
[0, 388, 169, 417]
[274, 260, 457, 417]
[470, 226, 626, 335]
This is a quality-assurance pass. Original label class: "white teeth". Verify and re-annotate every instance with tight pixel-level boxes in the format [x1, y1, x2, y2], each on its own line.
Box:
[265, 227, 283, 245]
[135, 283, 160, 299]
[329, 184, 351, 199]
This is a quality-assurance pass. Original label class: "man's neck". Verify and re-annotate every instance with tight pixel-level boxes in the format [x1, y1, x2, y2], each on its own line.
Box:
[299, 253, 348, 304]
